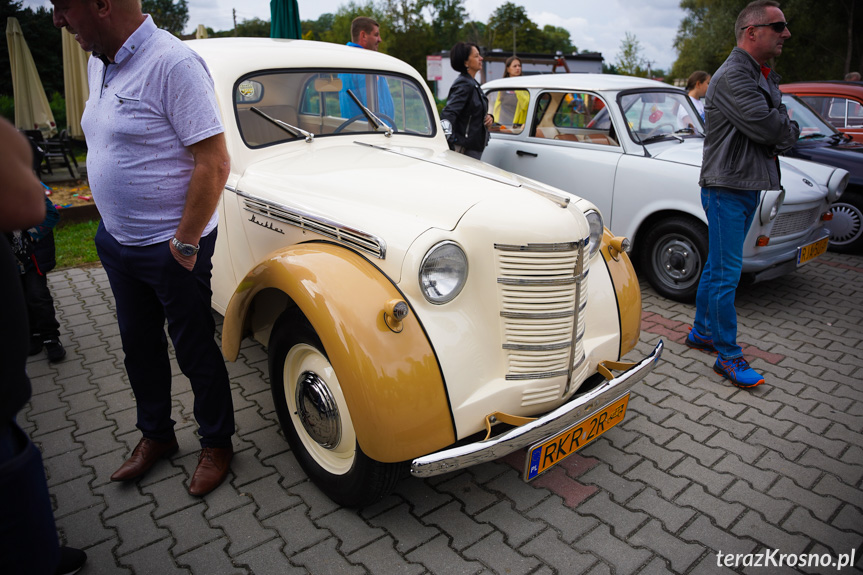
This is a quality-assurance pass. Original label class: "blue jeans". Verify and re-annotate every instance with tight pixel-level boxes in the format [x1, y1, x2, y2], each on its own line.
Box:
[693, 187, 759, 359]
[95, 224, 235, 448]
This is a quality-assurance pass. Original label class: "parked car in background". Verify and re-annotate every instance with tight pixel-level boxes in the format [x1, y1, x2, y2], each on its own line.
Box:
[781, 81, 863, 142]
[185, 38, 661, 507]
[482, 74, 847, 302]
[779, 93, 863, 253]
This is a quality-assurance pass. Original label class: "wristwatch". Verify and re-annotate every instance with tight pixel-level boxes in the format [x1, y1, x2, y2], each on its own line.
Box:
[171, 237, 200, 257]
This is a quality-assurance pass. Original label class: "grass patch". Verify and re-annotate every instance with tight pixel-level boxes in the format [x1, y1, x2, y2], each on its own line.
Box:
[55, 219, 100, 269]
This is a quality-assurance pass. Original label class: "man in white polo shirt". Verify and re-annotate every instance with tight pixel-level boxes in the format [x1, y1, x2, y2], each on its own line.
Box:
[51, 0, 235, 496]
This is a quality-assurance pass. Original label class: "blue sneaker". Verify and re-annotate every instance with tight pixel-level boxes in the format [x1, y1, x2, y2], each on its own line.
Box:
[713, 356, 764, 389]
[686, 328, 716, 354]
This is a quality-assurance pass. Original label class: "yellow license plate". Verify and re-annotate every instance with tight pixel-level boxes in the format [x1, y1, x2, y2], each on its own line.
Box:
[797, 236, 829, 266]
[525, 394, 630, 481]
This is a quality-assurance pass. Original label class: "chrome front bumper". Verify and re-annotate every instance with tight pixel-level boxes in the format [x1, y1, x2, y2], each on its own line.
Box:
[410, 340, 663, 478]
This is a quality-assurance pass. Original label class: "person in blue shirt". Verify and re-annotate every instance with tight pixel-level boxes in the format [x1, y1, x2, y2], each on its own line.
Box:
[339, 17, 395, 125]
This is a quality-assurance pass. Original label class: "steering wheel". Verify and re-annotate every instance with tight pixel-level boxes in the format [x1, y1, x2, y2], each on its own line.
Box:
[644, 122, 676, 139]
[334, 114, 397, 134]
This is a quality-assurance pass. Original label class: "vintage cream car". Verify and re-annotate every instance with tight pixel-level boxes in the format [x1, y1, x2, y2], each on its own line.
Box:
[188, 38, 661, 507]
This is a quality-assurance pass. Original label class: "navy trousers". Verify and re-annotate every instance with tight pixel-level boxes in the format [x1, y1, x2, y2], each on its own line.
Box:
[0, 423, 60, 574]
[95, 224, 234, 448]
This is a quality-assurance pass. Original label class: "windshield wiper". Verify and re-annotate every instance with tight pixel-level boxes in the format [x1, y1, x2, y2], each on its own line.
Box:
[250, 107, 314, 142]
[641, 133, 684, 145]
[799, 132, 828, 140]
[346, 89, 393, 137]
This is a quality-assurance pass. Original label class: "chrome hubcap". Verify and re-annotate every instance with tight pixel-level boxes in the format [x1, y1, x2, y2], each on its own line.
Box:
[295, 371, 341, 449]
[827, 202, 862, 245]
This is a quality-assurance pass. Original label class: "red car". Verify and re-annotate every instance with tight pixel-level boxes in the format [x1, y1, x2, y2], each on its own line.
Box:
[780, 81, 863, 142]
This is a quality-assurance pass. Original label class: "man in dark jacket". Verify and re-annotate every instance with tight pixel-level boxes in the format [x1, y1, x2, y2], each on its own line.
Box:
[686, 0, 799, 389]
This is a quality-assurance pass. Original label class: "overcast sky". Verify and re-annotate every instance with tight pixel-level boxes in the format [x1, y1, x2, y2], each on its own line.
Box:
[23, 0, 686, 71]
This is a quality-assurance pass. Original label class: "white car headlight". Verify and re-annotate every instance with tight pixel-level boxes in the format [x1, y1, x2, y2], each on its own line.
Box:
[827, 169, 849, 203]
[419, 241, 468, 304]
[584, 209, 603, 259]
[759, 189, 785, 225]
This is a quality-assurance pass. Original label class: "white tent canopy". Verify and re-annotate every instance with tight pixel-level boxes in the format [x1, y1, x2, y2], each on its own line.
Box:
[6, 16, 56, 136]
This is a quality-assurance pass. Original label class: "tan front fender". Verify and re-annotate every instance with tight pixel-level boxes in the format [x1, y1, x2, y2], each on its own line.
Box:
[222, 242, 455, 463]
[600, 229, 641, 358]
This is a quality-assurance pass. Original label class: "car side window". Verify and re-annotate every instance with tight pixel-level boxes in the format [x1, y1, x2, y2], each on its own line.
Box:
[530, 92, 617, 146]
[487, 89, 530, 134]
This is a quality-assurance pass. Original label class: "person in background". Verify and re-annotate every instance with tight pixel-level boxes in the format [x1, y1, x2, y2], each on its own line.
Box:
[687, 0, 798, 389]
[52, 0, 235, 496]
[441, 41, 493, 159]
[0, 117, 87, 575]
[844, 71, 861, 81]
[678, 70, 711, 127]
[491, 55, 530, 129]
[339, 16, 395, 123]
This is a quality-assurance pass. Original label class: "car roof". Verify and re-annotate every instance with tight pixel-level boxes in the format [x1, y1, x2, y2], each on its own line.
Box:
[780, 81, 863, 97]
[185, 37, 422, 79]
[483, 73, 677, 92]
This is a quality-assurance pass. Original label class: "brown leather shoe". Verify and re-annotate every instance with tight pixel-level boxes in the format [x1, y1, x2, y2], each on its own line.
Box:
[188, 446, 233, 497]
[111, 437, 179, 482]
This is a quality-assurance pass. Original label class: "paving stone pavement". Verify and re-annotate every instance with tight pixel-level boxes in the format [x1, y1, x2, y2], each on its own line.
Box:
[21, 250, 863, 575]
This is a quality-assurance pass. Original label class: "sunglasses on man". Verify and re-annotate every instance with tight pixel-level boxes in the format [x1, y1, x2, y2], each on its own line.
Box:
[741, 21, 790, 33]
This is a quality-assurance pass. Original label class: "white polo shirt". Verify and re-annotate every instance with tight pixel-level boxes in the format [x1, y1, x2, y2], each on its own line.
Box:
[82, 16, 224, 246]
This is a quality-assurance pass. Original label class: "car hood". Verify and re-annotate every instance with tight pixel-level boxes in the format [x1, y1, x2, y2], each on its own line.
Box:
[648, 140, 705, 167]
[646, 139, 833, 202]
[235, 140, 566, 268]
[239, 142, 529, 228]
[788, 139, 863, 184]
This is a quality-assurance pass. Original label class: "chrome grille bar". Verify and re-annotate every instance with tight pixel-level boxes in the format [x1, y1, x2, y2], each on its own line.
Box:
[229, 187, 387, 259]
[496, 240, 588, 382]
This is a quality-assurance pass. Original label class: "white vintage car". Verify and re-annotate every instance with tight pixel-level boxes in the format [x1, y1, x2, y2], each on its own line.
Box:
[483, 74, 848, 301]
[186, 38, 661, 507]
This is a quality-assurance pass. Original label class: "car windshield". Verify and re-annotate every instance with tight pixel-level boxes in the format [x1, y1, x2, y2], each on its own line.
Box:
[781, 93, 842, 139]
[234, 70, 435, 148]
[618, 90, 705, 143]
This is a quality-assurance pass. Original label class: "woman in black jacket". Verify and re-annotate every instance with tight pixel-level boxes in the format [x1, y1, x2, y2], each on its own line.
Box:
[441, 42, 493, 159]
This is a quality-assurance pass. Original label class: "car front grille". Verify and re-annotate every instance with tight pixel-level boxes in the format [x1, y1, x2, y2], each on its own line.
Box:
[771, 207, 820, 238]
[495, 241, 588, 389]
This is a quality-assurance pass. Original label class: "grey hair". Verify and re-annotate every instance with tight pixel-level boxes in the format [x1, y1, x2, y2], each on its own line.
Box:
[735, 0, 780, 42]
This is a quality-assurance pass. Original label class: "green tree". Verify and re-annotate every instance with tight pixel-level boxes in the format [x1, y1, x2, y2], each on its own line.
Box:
[302, 13, 336, 41]
[486, 2, 541, 53]
[671, 0, 863, 83]
[318, 1, 382, 45]
[379, 0, 436, 77]
[616, 31, 647, 77]
[537, 25, 576, 54]
[458, 21, 486, 47]
[425, 0, 467, 51]
[142, 0, 189, 36]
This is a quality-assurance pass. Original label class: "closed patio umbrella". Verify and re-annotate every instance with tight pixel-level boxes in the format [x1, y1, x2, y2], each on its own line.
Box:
[196, 24, 208, 39]
[6, 17, 56, 136]
[62, 27, 89, 139]
[270, 0, 302, 39]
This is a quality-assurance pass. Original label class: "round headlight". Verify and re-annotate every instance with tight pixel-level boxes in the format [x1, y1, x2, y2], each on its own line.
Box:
[759, 189, 785, 224]
[584, 209, 603, 259]
[419, 242, 468, 304]
[827, 169, 849, 203]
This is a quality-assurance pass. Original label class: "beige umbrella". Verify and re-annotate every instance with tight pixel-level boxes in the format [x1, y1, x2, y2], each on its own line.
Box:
[6, 17, 56, 137]
[62, 27, 89, 139]
[196, 24, 208, 39]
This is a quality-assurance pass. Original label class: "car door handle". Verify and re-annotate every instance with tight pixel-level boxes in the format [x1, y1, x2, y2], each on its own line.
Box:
[516, 150, 538, 157]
